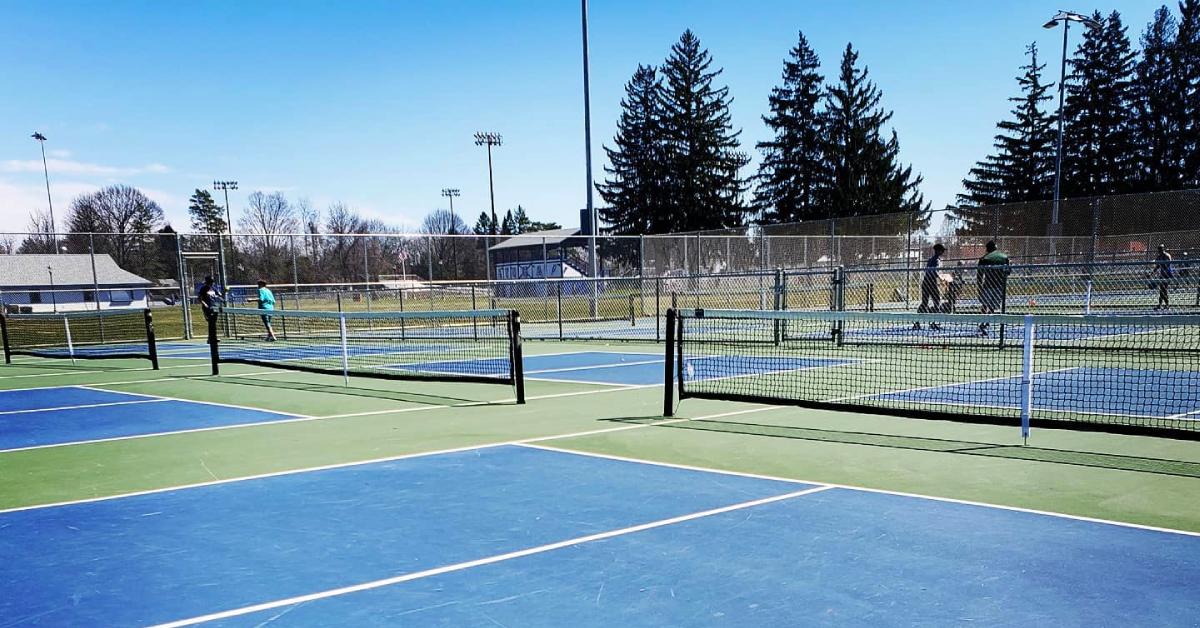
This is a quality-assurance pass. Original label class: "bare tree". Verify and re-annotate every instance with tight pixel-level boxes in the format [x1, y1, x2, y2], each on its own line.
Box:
[421, 209, 474, 280]
[17, 210, 56, 254]
[238, 191, 298, 281]
[61, 185, 165, 276]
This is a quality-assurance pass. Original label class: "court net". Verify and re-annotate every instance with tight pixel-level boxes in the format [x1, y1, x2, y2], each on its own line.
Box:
[664, 308, 1200, 438]
[210, 307, 525, 402]
[1, 308, 160, 368]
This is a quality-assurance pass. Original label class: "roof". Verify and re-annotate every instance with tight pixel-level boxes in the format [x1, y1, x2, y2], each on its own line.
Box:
[0, 254, 153, 288]
[489, 228, 582, 251]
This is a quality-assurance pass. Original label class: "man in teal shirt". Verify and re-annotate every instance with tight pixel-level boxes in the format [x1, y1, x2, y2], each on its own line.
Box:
[251, 280, 278, 341]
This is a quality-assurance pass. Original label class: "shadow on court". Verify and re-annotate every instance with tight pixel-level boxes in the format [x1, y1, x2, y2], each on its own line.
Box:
[605, 417, 1200, 479]
[205, 375, 499, 407]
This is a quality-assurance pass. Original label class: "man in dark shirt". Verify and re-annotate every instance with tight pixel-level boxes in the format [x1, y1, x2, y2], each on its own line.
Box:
[914, 243, 946, 331]
[1153, 244, 1174, 310]
[976, 241, 1010, 336]
[197, 276, 224, 332]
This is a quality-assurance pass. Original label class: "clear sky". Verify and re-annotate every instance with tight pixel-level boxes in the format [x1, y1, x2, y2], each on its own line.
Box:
[0, 0, 1165, 235]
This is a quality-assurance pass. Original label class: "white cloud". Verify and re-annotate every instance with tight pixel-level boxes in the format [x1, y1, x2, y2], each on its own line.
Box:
[0, 178, 100, 234]
[47, 149, 73, 159]
[0, 158, 171, 177]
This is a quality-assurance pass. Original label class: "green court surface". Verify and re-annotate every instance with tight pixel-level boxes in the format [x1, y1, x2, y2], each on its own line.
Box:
[1, 341, 1198, 537]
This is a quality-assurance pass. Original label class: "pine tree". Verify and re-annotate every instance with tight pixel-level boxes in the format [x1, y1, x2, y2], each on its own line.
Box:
[1176, 0, 1200, 185]
[754, 31, 828, 224]
[500, 209, 516, 235]
[957, 43, 1057, 217]
[597, 65, 667, 235]
[1135, 6, 1183, 190]
[1062, 11, 1139, 198]
[188, 189, 227, 234]
[823, 44, 927, 221]
[473, 211, 495, 236]
[658, 30, 750, 232]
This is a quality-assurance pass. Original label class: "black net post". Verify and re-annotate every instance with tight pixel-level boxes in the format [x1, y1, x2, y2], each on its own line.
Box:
[663, 308, 676, 416]
[0, 313, 10, 364]
[207, 311, 220, 376]
[509, 310, 525, 404]
[143, 308, 159, 371]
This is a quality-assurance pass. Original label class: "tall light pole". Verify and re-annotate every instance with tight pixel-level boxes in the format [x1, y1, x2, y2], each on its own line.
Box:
[212, 180, 238, 286]
[474, 132, 502, 282]
[473, 133, 502, 233]
[1043, 11, 1103, 247]
[31, 132, 58, 254]
[581, 0, 599, 317]
[442, 187, 461, 279]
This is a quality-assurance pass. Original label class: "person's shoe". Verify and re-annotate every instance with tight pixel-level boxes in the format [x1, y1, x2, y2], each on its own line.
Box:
[930, 322, 942, 331]
[912, 322, 922, 331]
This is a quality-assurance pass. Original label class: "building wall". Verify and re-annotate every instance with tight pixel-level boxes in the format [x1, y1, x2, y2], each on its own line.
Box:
[0, 287, 149, 313]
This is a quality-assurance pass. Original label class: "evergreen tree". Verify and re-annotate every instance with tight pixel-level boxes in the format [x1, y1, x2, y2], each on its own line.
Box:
[1177, 0, 1200, 185]
[754, 31, 828, 224]
[597, 65, 667, 234]
[1062, 11, 1139, 198]
[187, 189, 227, 234]
[473, 211, 495, 236]
[658, 30, 750, 231]
[1135, 6, 1183, 190]
[823, 44, 928, 222]
[500, 209, 516, 235]
[957, 43, 1057, 214]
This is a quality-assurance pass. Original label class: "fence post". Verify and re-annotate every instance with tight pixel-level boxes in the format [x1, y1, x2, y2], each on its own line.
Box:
[772, 267, 783, 345]
[655, 277, 662, 342]
[426, 235, 435, 282]
[363, 235, 370, 285]
[175, 234, 190, 339]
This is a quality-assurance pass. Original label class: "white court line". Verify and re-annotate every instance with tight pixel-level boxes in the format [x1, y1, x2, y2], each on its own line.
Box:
[0, 398, 167, 417]
[0, 403, 764, 513]
[0, 362, 210, 380]
[516, 444, 1200, 538]
[149, 485, 835, 628]
[74, 385, 309, 419]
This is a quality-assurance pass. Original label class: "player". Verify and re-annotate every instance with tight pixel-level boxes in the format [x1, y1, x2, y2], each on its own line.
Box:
[196, 276, 224, 325]
[248, 280, 278, 341]
[976, 241, 1010, 336]
[913, 243, 946, 331]
[1152, 244, 1173, 310]
[945, 261, 965, 313]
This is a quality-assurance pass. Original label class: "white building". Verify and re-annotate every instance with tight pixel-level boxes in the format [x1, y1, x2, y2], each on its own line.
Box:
[0, 254, 153, 313]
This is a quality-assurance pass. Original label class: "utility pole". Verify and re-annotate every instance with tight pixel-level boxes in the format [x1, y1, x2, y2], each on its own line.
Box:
[581, 0, 599, 317]
[474, 132, 502, 281]
[212, 180, 238, 286]
[442, 187, 461, 279]
[31, 132, 58, 254]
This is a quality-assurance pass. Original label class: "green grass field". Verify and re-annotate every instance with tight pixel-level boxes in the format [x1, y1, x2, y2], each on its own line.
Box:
[1, 339, 1198, 535]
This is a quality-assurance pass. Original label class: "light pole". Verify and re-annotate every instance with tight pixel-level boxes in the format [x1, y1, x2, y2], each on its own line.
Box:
[581, 0, 599, 317]
[474, 132, 502, 281]
[1043, 11, 1103, 251]
[31, 132, 57, 254]
[212, 180, 238, 286]
[442, 187, 461, 279]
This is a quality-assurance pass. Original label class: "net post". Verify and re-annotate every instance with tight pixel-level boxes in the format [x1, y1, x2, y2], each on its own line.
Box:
[509, 310, 525, 404]
[556, 281, 564, 341]
[1020, 314, 1035, 443]
[0, 313, 10, 364]
[143, 308, 159, 370]
[208, 310, 220, 376]
[664, 308, 676, 416]
[471, 285, 479, 341]
[338, 314, 350, 386]
[63, 316, 75, 365]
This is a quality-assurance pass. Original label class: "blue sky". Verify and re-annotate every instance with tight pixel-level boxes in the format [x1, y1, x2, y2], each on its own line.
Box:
[0, 0, 1165, 235]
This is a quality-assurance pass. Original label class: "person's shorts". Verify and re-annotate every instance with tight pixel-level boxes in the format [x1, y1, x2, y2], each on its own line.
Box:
[260, 313, 273, 326]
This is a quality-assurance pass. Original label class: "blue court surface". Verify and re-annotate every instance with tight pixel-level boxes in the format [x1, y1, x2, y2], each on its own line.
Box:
[874, 367, 1200, 418]
[386, 351, 854, 386]
[0, 386, 301, 451]
[1, 445, 1196, 626]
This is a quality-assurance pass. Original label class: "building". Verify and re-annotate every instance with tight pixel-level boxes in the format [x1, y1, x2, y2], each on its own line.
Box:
[0, 254, 154, 313]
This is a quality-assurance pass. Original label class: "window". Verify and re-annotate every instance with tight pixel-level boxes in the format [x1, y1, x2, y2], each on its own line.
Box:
[29, 292, 41, 304]
[110, 290, 133, 303]
[83, 291, 95, 302]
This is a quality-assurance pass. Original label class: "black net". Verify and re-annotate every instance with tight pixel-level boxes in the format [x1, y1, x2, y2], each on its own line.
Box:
[668, 308, 1200, 438]
[213, 307, 523, 392]
[1, 308, 158, 366]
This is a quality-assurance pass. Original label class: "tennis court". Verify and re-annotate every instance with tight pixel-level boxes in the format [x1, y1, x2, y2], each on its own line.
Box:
[1, 305, 1199, 626]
